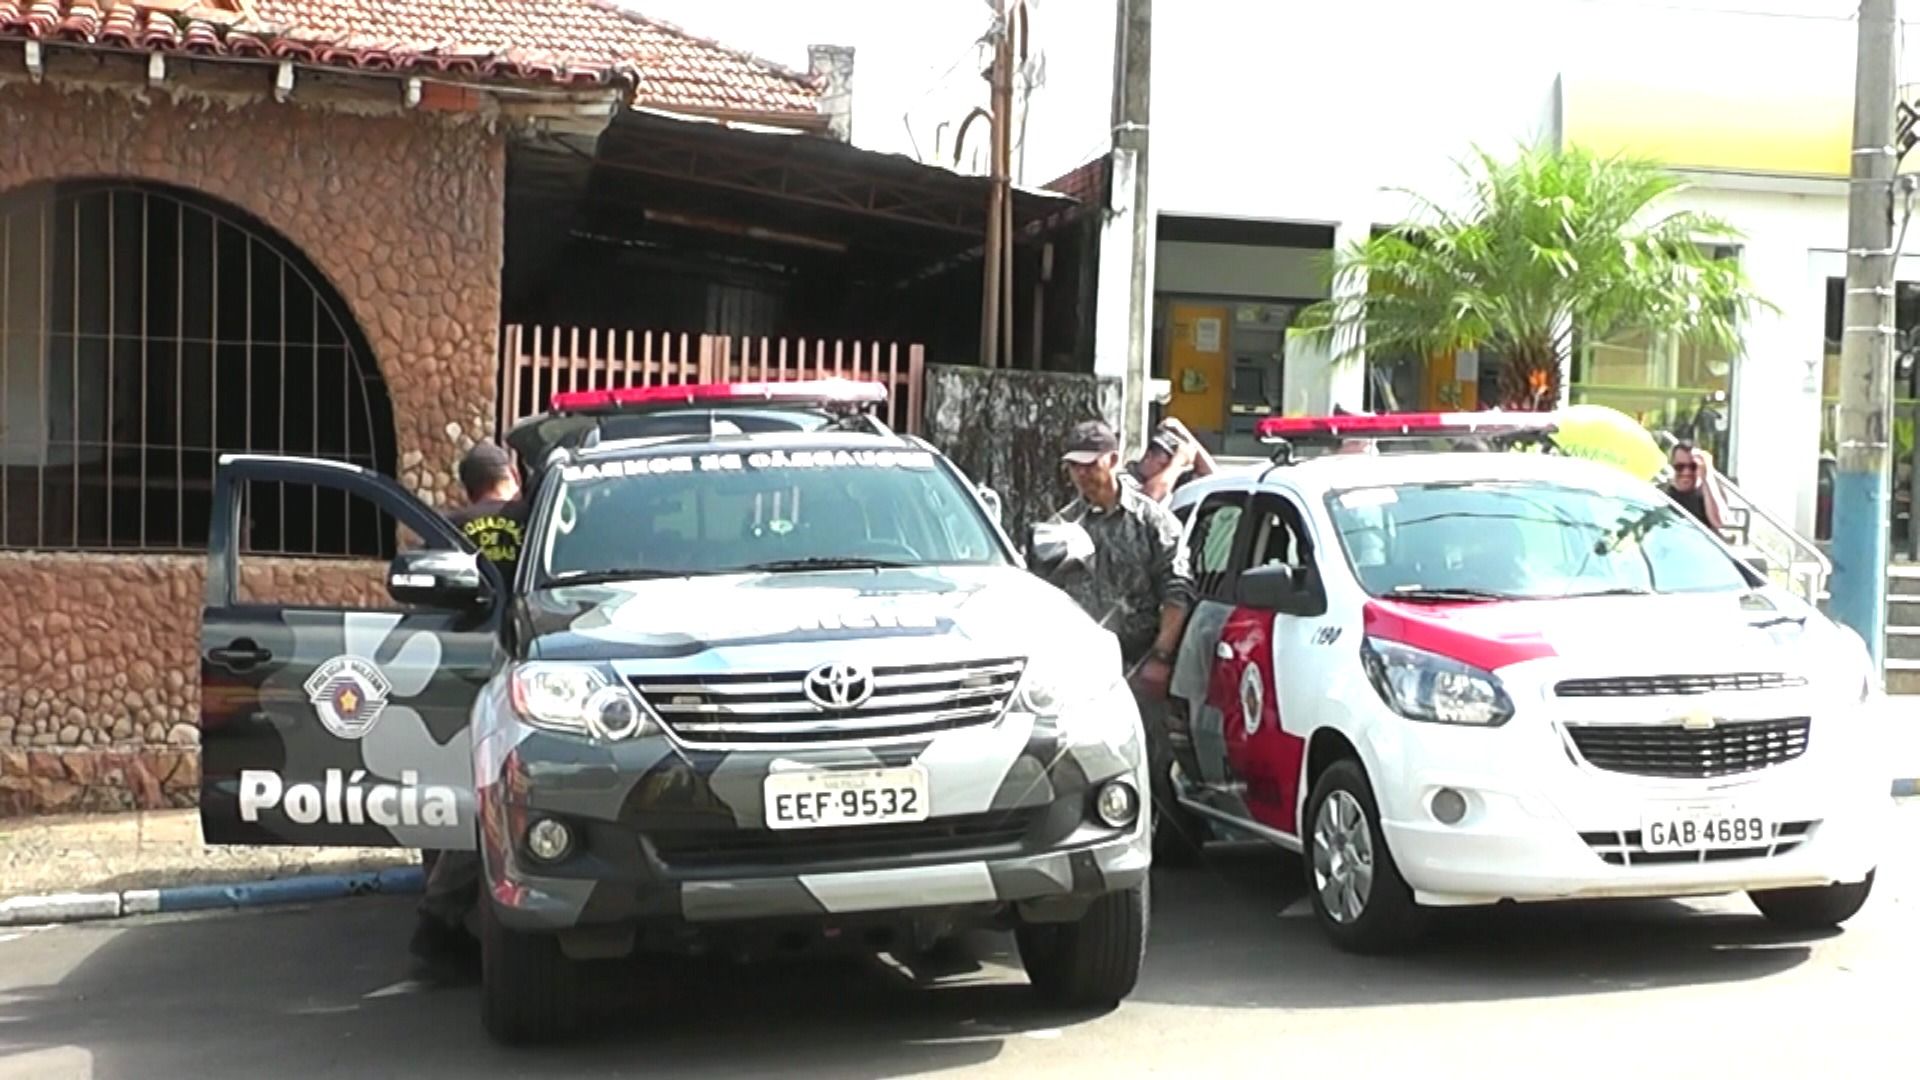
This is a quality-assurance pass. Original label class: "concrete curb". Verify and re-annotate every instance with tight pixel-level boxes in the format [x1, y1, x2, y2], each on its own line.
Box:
[0, 866, 423, 928]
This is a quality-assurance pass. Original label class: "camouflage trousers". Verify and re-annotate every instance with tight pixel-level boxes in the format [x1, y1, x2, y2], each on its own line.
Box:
[418, 848, 480, 934]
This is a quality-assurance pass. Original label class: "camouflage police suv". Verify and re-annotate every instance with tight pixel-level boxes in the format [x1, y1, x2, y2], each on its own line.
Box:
[197, 381, 1151, 1044]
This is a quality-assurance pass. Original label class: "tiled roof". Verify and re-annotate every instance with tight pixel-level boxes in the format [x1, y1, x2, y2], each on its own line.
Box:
[0, 0, 823, 118]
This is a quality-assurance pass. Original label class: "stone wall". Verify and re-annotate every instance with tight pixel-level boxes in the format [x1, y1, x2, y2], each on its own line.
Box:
[0, 553, 388, 816]
[0, 79, 507, 509]
[0, 78, 507, 816]
[924, 365, 1123, 544]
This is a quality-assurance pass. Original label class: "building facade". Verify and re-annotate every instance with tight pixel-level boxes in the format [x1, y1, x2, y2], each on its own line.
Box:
[0, 0, 822, 815]
[1116, 0, 1903, 541]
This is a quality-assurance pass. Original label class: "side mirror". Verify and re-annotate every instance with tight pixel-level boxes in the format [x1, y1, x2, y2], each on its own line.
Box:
[1235, 563, 1327, 617]
[388, 549, 490, 610]
[1025, 520, 1094, 577]
[978, 486, 1004, 525]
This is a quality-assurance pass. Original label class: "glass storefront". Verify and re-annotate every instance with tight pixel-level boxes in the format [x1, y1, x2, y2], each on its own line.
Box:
[1569, 328, 1735, 468]
[1817, 277, 1920, 547]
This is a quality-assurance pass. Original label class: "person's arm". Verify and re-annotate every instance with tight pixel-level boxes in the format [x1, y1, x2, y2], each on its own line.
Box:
[1698, 451, 1729, 532]
[1140, 506, 1195, 688]
[1158, 418, 1216, 478]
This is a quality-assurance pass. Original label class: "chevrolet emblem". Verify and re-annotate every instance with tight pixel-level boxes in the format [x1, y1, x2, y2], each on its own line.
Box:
[1680, 712, 1717, 731]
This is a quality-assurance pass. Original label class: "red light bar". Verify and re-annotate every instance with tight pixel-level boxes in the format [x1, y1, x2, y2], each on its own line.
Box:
[1255, 412, 1555, 442]
[549, 378, 887, 414]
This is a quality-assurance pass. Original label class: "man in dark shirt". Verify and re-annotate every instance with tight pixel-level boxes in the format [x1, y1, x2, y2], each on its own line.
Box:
[1663, 440, 1726, 533]
[1052, 420, 1196, 695]
[412, 442, 525, 969]
[445, 441, 526, 580]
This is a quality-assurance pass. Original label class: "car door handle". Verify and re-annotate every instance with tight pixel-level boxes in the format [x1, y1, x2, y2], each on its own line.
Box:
[209, 640, 272, 671]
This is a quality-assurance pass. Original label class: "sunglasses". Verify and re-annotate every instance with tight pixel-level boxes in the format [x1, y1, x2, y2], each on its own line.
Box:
[1672, 463, 1698, 474]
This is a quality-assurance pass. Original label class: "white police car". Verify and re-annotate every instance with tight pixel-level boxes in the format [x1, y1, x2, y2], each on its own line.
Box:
[1159, 412, 1891, 952]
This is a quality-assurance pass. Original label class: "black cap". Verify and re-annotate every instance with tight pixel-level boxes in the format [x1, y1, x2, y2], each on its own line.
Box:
[458, 441, 515, 495]
[1061, 419, 1120, 463]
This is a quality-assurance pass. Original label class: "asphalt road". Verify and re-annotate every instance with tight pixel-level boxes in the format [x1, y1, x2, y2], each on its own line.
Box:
[5, 803, 1918, 1079]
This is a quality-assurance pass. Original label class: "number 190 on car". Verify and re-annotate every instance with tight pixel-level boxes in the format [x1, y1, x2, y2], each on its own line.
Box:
[764, 765, 931, 830]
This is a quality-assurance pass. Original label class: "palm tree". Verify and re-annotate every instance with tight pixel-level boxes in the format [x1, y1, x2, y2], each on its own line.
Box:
[1298, 145, 1773, 411]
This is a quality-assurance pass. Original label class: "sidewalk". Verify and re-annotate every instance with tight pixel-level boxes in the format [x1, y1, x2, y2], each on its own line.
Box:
[0, 809, 413, 903]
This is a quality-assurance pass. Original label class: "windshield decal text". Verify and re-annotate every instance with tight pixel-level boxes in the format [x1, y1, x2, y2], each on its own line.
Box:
[561, 449, 935, 483]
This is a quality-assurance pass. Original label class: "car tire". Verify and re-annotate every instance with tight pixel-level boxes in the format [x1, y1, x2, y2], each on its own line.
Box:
[1015, 877, 1149, 1009]
[480, 895, 579, 1045]
[1303, 759, 1425, 954]
[1749, 870, 1875, 930]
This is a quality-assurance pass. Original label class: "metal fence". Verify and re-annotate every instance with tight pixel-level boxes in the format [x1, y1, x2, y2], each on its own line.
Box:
[498, 327, 927, 437]
[0, 181, 392, 556]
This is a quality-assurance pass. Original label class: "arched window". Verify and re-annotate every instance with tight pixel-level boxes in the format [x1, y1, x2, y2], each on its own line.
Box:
[0, 180, 395, 554]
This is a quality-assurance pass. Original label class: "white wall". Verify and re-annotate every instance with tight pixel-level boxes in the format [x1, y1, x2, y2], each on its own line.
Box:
[1150, 0, 1560, 227]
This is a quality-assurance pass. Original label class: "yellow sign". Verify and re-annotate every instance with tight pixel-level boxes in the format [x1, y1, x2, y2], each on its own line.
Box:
[1562, 76, 1851, 178]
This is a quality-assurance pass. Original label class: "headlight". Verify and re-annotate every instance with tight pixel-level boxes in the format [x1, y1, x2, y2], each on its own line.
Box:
[1360, 637, 1514, 727]
[509, 663, 653, 740]
[1016, 634, 1124, 717]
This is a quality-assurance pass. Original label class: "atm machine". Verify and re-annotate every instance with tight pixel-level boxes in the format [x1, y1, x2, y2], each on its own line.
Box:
[1222, 303, 1292, 456]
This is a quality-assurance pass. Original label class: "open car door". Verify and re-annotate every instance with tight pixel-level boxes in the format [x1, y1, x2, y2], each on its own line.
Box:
[199, 455, 501, 849]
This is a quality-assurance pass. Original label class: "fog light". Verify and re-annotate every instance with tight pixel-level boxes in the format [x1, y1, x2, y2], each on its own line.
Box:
[1431, 787, 1468, 826]
[526, 818, 573, 862]
[1095, 780, 1139, 828]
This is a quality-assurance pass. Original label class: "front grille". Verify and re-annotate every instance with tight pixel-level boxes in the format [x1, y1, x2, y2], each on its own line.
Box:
[630, 658, 1025, 747]
[649, 811, 1036, 872]
[1565, 718, 1810, 779]
[1580, 821, 1814, 866]
[1555, 673, 1806, 698]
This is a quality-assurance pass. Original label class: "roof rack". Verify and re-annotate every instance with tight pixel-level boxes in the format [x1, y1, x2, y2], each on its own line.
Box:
[1255, 411, 1558, 465]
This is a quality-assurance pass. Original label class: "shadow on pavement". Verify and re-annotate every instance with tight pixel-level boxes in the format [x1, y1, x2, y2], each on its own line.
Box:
[1138, 843, 1825, 1010]
[0, 841, 1835, 1078]
[0, 896, 1068, 1080]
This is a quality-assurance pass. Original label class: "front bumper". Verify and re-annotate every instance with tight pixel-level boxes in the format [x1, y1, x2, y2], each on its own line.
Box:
[474, 681, 1151, 933]
[1357, 693, 1895, 907]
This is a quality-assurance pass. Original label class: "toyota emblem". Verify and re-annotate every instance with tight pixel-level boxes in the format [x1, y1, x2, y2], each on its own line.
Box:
[803, 662, 875, 710]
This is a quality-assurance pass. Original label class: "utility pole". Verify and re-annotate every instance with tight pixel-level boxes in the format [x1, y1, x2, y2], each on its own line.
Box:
[999, 5, 1020, 371]
[1832, 0, 1899, 668]
[1111, 0, 1152, 455]
[978, 0, 1015, 370]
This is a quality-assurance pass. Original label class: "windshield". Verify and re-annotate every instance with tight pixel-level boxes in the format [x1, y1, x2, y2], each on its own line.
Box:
[1325, 480, 1753, 599]
[537, 446, 1007, 582]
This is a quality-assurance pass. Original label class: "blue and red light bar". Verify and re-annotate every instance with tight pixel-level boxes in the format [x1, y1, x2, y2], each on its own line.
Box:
[1255, 411, 1555, 443]
[549, 378, 888, 414]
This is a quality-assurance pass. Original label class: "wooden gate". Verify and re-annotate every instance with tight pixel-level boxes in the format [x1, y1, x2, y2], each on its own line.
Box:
[499, 327, 927, 436]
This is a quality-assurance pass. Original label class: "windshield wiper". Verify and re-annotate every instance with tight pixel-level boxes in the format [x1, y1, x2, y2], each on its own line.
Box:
[1561, 586, 1653, 599]
[1384, 585, 1519, 603]
[738, 557, 915, 573]
[540, 568, 705, 588]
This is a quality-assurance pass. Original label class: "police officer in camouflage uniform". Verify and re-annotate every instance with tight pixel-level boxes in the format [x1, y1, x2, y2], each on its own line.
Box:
[412, 442, 526, 967]
[1052, 420, 1195, 692]
[1050, 419, 1198, 857]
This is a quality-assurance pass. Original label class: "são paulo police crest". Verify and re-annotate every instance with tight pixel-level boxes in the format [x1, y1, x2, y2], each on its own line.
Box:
[303, 655, 392, 740]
